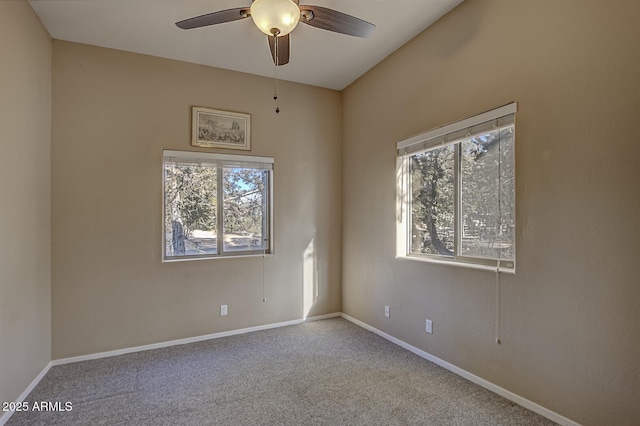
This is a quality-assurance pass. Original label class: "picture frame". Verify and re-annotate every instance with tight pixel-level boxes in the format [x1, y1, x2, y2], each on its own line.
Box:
[191, 106, 251, 151]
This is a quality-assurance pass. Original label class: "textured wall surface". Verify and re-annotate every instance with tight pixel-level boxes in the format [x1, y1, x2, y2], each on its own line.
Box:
[0, 1, 52, 406]
[51, 41, 342, 359]
[342, 1, 640, 425]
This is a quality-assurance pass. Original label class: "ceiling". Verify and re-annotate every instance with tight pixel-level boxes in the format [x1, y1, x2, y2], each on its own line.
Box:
[29, 0, 462, 91]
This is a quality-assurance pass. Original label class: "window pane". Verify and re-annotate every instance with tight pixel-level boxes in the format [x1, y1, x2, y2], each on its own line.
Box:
[223, 168, 268, 252]
[460, 127, 515, 260]
[164, 163, 218, 257]
[410, 145, 455, 256]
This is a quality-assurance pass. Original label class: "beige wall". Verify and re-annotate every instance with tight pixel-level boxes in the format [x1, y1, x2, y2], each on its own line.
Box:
[0, 1, 52, 406]
[342, 1, 640, 425]
[51, 41, 342, 359]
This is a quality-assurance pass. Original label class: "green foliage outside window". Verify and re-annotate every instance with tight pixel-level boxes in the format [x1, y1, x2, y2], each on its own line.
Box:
[164, 161, 269, 258]
[409, 127, 515, 262]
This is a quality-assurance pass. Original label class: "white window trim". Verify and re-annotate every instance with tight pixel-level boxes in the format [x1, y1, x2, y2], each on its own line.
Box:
[162, 150, 274, 262]
[396, 103, 517, 273]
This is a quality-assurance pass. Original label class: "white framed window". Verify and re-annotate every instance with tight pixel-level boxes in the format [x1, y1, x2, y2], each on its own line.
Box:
[396, 103, 516, 272]
[163, 150, 273, 261]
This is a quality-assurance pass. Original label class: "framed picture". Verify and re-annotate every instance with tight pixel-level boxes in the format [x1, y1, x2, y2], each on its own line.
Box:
[192, 106, 251, 151]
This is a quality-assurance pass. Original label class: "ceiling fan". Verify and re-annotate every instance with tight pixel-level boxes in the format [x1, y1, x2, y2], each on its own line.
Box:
[175, 0, 375, 66]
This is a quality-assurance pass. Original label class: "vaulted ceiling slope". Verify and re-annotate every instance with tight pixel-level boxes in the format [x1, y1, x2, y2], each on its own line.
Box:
[29, 0, 462, 90]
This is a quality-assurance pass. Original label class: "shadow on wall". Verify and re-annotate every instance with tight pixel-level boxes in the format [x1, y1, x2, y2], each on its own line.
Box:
[303, 239, 318, 319]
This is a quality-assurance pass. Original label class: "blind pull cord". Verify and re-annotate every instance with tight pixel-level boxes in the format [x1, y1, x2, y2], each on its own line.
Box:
[495, 127, 503, 345]
[262, 252, 267, 302]
[495, 259, 501, 345]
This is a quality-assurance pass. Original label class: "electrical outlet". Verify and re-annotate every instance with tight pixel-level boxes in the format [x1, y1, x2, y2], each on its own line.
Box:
[425, 319, 433, 334]
[221, 305, 228, 316]
[384, 305, 390, 318]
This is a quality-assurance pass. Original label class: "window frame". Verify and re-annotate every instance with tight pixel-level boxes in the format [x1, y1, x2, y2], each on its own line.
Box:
[162, 150, 274, 262]
[396, 103, 517, 273]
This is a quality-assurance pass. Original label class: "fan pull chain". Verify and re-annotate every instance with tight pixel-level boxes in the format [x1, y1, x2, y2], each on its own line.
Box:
[273, 66, 280, 114]
[273, 31, 280, 114]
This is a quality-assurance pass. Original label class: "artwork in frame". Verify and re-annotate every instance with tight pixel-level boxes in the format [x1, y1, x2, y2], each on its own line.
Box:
[192, 106, 251, 150]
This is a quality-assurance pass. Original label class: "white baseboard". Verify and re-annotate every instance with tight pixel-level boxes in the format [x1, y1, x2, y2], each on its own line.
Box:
[340, 313, 581, 426]
[0, 361, 52, 426]
[303, 312, 342, 322]
[52, 312, 342, 366]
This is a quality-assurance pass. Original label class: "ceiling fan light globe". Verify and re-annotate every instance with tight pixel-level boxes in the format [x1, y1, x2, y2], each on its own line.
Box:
[250, 0, 300, 37]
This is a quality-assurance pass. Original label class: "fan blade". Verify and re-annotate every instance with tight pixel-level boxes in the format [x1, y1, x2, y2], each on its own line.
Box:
[268, 34, 290, 66]
[299, 6, 374, 38]
[176, 8, 250, 30]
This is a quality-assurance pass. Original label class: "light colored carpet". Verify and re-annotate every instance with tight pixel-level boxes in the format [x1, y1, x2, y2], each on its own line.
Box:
[7, 318, 556, 425]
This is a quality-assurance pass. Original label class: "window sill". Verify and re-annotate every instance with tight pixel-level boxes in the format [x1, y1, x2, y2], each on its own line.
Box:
[396, 254, 515, 274]
[163, 253, 274, 263]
